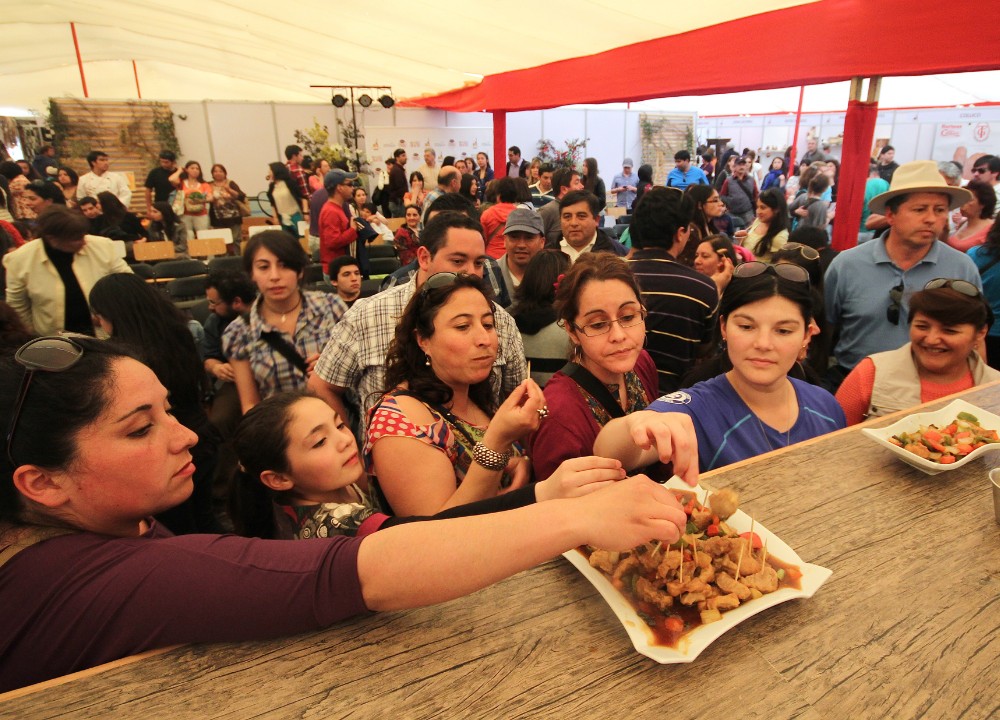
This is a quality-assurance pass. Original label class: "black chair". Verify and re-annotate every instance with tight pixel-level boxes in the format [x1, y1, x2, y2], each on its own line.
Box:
[368, 257, 401, 277]
[306, 281, 338, 294]
[152, 259, 208, 282]
[166, 275, 208, 301]
[360, 278, 382, 298]
[303, 263, 325, 285]
[207, 256, 244, 275]
[368, 244, 398, 259]
[613, 224, 629, 239]
[179, 298, 211, 326]
[129, 262, 155, 281]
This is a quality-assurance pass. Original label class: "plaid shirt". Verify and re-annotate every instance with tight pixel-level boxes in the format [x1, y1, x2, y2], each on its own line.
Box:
[287, 162, 311, 199]
[314, 277, 527, 419]
[223, 291, 347, 399]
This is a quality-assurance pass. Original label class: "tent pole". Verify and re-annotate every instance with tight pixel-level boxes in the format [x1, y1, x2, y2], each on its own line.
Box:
[70, 22, 89, 98]
[493, 111, 507, 178]
[132, 60, 142, 99]
[831, 77, 880, 252]
[789, 85, 804, 171]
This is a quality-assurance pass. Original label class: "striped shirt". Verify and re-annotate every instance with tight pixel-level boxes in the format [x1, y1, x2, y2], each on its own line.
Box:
[627, 249, 719, 394]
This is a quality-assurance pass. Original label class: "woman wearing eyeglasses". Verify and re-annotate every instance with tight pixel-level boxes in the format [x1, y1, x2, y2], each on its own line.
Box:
[530, 253, 662, 482]
[687, 184, 736, 242]
[367, 272, 546, 516]
[0, 335, 693, 691]
[835, 280, 1000, 424]
[595, 261, 845, 472]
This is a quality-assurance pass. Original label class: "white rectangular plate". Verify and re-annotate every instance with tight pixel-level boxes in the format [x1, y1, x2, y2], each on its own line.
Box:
[563, 477, 832, 663]
[860, 399, 1000, 476]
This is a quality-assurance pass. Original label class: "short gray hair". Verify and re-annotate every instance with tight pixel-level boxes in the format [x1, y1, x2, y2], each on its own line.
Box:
[937, 161, 962, 183]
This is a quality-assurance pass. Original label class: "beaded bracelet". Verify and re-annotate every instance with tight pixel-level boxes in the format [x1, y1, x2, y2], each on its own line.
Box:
[472, 441, 512, 471]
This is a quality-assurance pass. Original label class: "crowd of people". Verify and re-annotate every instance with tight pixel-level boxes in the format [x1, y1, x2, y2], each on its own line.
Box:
[2, 136, 1000, 691]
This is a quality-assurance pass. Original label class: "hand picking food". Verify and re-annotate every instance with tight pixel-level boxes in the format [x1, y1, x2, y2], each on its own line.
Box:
[888, 412, 1000, 464]
[585, 487, 801, 647]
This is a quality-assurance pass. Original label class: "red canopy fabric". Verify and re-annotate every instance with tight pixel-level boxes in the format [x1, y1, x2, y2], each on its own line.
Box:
[832, 100, 880, 251]
[403, 0, 1000, 112]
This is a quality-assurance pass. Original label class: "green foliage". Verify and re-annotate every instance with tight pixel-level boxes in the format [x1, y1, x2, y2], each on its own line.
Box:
[292, 118, 365, 171]
[535, 137, 588, 170]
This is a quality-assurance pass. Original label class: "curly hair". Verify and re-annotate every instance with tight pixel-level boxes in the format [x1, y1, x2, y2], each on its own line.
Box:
[382, 274, 497, 414]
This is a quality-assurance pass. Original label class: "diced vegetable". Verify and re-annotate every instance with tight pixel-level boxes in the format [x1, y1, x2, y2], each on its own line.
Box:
[740, 531, 763, 549]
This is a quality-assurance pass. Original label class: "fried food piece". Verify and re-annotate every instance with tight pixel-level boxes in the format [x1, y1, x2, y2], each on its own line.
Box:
[742, 564, 779, 593]
[709, 488, 739, 520]
[716, 571, 753, 601]
[690, 505, 713, 530]
[705, 593, 741, 611]
[636, 576, 674, 612]
[611, 554, 640, 585]
[700, 608, 723, 624]
[589, 549, 621, 574]
[904, 442, 930, 459]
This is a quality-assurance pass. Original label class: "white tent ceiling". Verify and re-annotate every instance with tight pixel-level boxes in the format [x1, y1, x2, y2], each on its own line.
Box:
[3, 1, 998, 117]
[3, 0, 815, 113]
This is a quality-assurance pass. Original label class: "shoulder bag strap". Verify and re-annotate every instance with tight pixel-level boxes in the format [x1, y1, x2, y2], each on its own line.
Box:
[259, 330, 309, 376]
[559, 362, 625, 419]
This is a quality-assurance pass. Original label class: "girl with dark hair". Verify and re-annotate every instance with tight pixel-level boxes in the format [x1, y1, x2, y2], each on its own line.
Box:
[404, 171, 427, 208]
[20, 180, 66, 220]
[734, 188, 789, 263]
[222, 230, 346, 412]
[946, 179, 995, 252]
[686, 184, 737, 241]
[266, 162, 307, 236]
[633, 164, 654, 209]
[57, 166, 79, 207]
[761, 157, 786, 191]
[367, 273, 545, 516]
[582, 157, 606, 207]
[967, 221, 1000, 367]
[474, 152, 493, 203]
[146, 200, 188, 254]
[459, 174, 480, 209]
[169, 160, 213, 237]
[0, 335, 692, 691]
[89, 273, 219, 534]
[531, 253, 660, 481]
[692, 234, 739, 281]
[93, 191, 147, 242]
[595, 261, 845, 472]
[209, 163, 247, 246]
[836, 281, 1000, 424]
[509, 249, 572, 387]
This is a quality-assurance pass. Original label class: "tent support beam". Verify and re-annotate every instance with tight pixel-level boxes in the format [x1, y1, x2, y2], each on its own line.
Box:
[132, 60, 142, 99]
[832, 76, 881, 252]
[493, 111, 507, 178]
[789, 85, 805, 171]
[70, 22, 88, 98]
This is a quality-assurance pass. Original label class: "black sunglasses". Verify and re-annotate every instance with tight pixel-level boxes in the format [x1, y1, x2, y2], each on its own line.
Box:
[887, 281, 905, 325]
[420, 272, 460, 297]
[732, 261, 810, 285]
[5, 336, 85, 467]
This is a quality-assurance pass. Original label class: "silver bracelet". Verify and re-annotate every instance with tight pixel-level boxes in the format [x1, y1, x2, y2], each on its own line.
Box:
[473, 441, 512, 471]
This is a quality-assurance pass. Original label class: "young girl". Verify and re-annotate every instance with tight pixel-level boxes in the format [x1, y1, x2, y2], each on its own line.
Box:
[733, 188, 790, 263]
[230, 391, 638, 540]
[146, 200, 188, 255]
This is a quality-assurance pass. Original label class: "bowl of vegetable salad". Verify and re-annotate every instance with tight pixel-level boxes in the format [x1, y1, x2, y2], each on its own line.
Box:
[861, 399, 1000, 475]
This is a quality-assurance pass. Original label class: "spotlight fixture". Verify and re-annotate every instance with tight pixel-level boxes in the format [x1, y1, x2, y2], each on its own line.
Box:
[331, 94, 348, 108]
[357, 94, 373, 108]
[378, 94, 395, 109]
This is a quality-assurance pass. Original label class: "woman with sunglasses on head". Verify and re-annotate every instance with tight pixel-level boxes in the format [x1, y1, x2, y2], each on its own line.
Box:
[772, 241, 830, 375]
[530, 253, 662, 482]
[595, 261, 845, 473]
[0, 335, 693, 692]
[835, 280, 1000, 425]
[367, 273, 547, 516]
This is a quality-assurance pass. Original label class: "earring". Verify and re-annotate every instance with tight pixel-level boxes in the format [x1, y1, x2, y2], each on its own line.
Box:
[425, 354, 431, 366]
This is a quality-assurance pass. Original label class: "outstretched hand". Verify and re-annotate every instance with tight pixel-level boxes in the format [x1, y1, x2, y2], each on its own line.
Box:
[624, 411, 699, 487]
[534, 456, 627, 502]
[574, 475, 688, 551]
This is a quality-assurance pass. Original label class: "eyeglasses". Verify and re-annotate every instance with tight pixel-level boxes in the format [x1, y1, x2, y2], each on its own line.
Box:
[971, 167, 988, 175]
[887, 281, 905, 325]
[6, 336, 85, 467]
[924, 278, 982, 298]
[573, 308, 647, 337]
[420, 272, 460, 296]
[778, 243, 820, 261]
[732, 261, 810, 285]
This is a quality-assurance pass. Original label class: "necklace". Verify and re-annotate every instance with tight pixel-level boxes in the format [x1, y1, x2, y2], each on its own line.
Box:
[264, 293, 302, 325]
[752, 381, 795, 451]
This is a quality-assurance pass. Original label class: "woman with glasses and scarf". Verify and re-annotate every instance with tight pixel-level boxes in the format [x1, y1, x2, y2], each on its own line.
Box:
[367, 273, 547, 516]
[595, 262, 845, 472]
[530, 253, 660, 482]
[835, 280, 1000, 425]
[0, 335, 694, 691]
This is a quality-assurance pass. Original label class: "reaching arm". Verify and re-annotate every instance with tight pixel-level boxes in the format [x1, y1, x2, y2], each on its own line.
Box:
[592, 410, 699, 486]
[230, 358, 262, 413]
[357, 475, 687, 611]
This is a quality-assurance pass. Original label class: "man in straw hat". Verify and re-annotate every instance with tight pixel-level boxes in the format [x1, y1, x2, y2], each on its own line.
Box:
[823, 160, 981, 391]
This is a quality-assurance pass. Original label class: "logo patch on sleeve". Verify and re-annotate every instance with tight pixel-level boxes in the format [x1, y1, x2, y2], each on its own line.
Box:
[655, 391, 692, 405]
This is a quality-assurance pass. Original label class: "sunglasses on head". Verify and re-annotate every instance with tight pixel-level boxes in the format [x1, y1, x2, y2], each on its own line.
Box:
[778, 243, 820, 261]
[887, 281, 905, 325]
[420, 272, 460, 296]
[924, 277, 981, 298]
[732, 261, 810, 285]
[6, 336, 85, 467]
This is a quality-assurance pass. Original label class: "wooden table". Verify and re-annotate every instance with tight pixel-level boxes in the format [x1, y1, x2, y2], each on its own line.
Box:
[4, 386, 1000, 719]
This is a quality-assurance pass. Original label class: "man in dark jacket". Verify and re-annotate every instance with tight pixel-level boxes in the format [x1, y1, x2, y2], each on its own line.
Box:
[549, 190, 626, 261]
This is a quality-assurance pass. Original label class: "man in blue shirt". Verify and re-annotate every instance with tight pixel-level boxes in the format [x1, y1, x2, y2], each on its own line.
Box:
[665, 150, 709, 191]
[824, 161, 978, 390]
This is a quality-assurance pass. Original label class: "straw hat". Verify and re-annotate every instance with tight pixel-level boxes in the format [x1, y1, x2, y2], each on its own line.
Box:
[868, 160, 971, 214]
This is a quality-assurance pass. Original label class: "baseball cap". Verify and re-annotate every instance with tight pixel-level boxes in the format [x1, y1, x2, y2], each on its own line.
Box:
[324, 169, 358, 190]
[504, 207, 544, 235]
[622, 158, 633, 167]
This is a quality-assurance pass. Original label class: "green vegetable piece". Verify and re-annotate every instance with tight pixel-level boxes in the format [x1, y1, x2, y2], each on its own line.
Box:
[776, 568, 786, 580]
[957, 411, 980, 423]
